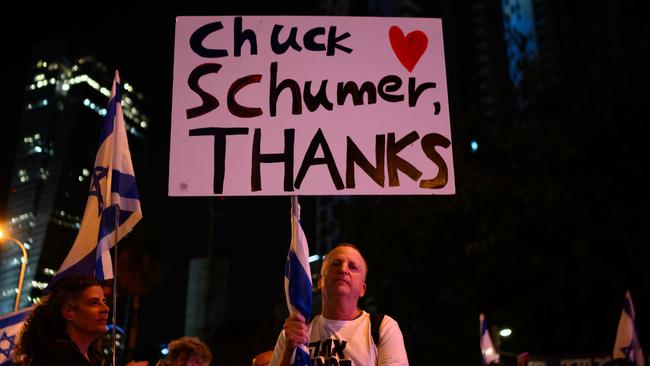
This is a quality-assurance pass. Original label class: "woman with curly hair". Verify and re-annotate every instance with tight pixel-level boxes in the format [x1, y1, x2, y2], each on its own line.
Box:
[13, 275, 109, 366]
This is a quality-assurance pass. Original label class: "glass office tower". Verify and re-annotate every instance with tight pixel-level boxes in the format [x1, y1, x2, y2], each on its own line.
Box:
[0, 53, 149, 314]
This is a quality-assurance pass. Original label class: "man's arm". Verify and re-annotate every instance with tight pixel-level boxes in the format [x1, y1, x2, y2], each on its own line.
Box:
[376, 315, 409, 366]
[270, 312, 309, 366]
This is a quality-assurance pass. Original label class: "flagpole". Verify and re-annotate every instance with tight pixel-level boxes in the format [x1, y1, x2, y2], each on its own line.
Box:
[291, 195, 298, 218]
[111, 70, 120, 366]
[111, 71, 120, 366]
[112, 207, 119, 366]
[289, 195, 297, 366]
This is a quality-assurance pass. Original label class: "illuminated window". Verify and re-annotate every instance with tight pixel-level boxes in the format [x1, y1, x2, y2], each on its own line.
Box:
[39, 167, 49, 180]
[18, 169, 29, 183]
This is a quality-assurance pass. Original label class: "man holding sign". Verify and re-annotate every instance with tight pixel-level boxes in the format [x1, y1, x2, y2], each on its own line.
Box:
[170, 15, 446, 365]
[271, 244, 408, 366]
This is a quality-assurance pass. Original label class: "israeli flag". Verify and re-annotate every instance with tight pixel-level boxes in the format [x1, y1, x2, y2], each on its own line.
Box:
[0, 306, 33, 365]
[284, 197, 312, 366]
[51, 70, 142, 285]
[613, 291, 645, 366]
[480, 313, 500, 365]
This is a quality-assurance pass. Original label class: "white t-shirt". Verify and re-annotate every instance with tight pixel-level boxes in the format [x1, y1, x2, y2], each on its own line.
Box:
[270, 311, 409, 366]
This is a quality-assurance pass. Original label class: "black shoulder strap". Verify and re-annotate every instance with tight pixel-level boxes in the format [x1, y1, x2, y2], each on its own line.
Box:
[370, 312, 385, 346]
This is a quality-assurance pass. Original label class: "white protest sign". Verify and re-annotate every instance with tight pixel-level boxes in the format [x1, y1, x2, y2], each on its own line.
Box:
[170, 16, 455, 196]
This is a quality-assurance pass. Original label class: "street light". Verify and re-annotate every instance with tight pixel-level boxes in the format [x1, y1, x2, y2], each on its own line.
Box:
[499, 328, 512, 337]
[0, 228, 28, 312]
[496, 327, 519, 365]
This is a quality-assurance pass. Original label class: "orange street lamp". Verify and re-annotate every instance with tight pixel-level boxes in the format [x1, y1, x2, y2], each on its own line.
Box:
[0, 229, 28, 312]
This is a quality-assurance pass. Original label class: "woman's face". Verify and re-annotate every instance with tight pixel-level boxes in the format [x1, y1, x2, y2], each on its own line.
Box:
[63, 285, 110, 337]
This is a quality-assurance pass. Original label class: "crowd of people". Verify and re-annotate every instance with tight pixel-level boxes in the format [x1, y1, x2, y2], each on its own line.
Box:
[14, 244, 408, 366]
[13, 243, 409, 365]
[12, 243, 641, 365]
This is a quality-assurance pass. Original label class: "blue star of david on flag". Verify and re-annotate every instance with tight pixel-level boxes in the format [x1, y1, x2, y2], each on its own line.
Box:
[620, 345, 634, 360]
[0, 306, 33, 365]
[0, 331, 16, 358]
[89, 166, 108, 216]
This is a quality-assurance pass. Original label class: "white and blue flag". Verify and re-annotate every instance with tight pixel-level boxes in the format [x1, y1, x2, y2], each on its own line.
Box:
[51, 70, 142, 284]
[0, 306, 33, 365]
[480, 313, 500, 365]
[284, 196, 312, 366]
[613, 291, 645, 366]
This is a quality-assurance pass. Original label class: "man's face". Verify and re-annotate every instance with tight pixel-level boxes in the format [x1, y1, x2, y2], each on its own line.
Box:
[319, 246, 367, 301]
[63, 285, 110, 337]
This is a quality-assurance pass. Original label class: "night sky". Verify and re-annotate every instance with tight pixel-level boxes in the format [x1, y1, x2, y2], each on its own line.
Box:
[2, 2, 650, 365]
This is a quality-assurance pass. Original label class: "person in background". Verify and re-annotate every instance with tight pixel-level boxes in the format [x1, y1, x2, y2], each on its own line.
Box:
[14, 275, 110, 366]
[252, 350, 273, 366]
[270, 243, 409, 366]
[155, 336, 212, 366]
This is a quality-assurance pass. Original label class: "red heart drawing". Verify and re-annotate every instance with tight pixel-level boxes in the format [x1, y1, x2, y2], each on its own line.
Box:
[389, 26, 428, 72]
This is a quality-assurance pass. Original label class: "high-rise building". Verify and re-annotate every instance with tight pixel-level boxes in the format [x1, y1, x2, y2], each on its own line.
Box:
[0, 47, 149, 314]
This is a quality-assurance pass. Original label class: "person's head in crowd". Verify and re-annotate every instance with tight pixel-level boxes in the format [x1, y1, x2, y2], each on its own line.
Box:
[251, 350, 273, 366]
[156, 336, 212, 366]
[14, 275, 109, 366]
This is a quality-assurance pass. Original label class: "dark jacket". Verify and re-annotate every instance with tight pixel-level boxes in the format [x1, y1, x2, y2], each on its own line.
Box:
[31, 335, 104, 366]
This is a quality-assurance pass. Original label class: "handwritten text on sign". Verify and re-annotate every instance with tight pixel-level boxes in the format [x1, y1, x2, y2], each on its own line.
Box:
[170, 16, 455, 196]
